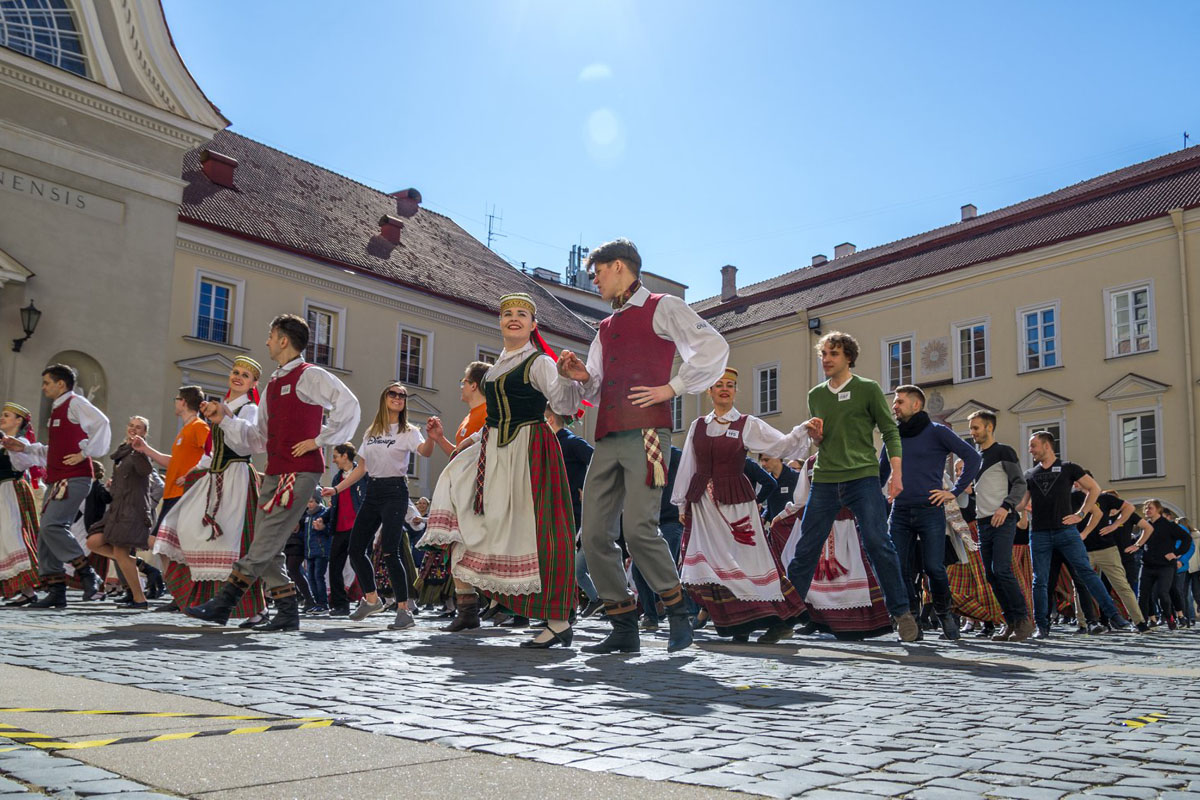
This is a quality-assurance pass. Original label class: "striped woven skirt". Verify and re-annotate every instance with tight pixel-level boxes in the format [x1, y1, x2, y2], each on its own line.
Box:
[0, 478, 39, 597]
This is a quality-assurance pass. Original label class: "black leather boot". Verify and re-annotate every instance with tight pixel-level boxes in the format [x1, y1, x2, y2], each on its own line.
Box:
[441, 594, 481, 632]
[70, 557, 102, 601]
[660, 585, 694, 653]
[185, 572, 250, 626]
[582, 600, 640, 654]
[256, 585, 300, 632]
[937, 605, 961, 641]
[29, 576, 67, 609]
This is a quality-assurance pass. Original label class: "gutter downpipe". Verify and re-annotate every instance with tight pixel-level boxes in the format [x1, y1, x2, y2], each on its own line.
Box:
[1170, 208, 1197, 517]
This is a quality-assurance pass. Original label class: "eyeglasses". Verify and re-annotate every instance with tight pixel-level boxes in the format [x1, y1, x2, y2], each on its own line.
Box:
[386, 390, 408, 400]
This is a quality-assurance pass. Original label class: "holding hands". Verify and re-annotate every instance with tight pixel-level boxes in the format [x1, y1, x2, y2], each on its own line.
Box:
[425, 416, 445, 442]
[199, 399, 226, 424]
[802, 417, 823, 443]
[556, 350, 590, 382]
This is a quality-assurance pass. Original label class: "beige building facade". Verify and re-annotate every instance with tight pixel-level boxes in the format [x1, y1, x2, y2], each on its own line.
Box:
[694, 152, 1200, 519]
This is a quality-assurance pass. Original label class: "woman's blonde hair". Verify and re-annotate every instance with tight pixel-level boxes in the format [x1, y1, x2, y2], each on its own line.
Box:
[367, 382, 413, 439]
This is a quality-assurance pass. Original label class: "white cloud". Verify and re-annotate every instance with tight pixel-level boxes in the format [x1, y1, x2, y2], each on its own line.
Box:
[578, 63, 613, 82]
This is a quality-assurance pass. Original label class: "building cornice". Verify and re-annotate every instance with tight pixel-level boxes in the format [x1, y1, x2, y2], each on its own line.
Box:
[176, 227, 514, 342]
[0, 48, 219, 149]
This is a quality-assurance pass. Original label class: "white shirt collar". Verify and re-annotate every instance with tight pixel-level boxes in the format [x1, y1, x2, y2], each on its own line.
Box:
[613, 284, 651, 313]
[498, 341, 536, 362]
[227, 393, 251, 413]
[704, 407, 741, 424]
[272, 357, 305, 378]
[827, 374, 854, 394]
[51, 391, 75, 410]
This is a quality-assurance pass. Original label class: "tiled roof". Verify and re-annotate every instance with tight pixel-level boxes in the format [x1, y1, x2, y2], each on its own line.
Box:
[696, 146, 1200, 333]
[178, 131, 594, 342]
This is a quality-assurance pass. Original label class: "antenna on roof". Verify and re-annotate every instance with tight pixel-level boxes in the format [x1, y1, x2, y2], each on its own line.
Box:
[1185, 131, 1192, 150]
[485, 204, 506, 249]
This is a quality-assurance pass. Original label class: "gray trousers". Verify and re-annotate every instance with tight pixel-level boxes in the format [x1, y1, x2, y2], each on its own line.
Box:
[37, 477, 90, 577]
[232, 472, 320, 591]
[581, 428, 680, 601]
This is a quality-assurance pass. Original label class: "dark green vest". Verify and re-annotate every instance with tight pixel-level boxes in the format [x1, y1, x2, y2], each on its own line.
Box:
[0, 449, 21, 483]
[209, 405, 253, 473]
[484, 352, 548, 447]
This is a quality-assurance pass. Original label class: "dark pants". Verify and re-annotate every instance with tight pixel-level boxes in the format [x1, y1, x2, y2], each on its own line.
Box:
[348, 477, 410, 602]
[1140, 564, 1176, 620]
[1031, 527, 1120, 631]
[1121, 550, 1142, 595]
[1170, 571, 1188, 621]
[307, 556, 329, 606]
[632, 520, 684, 622]
[1050, 549, 1096, 623]
[890, 503, 952, 615]
[328, 531, 351, 610]
[1187, 572, 1200, 621]
[978, 516, 1028, 624]
[283, 537, 314, 605]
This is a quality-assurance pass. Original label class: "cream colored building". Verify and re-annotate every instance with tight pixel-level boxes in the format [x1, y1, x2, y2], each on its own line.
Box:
[0, 1, 596, 497]
[693, 150, 1200, 519]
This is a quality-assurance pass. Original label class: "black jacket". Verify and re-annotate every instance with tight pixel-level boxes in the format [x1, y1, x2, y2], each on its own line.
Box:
[762, 464, 799, 521]
[327, 467, 367, 532]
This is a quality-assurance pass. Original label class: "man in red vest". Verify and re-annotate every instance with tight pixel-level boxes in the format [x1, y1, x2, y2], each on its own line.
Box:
[1, 364, 110, 608]
[186, 314, 360, 631]
[557, 239, 729, 654]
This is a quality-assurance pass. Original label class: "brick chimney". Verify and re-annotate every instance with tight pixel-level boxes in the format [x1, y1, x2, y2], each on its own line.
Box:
[811, 254, 828, 267]
[200, 150, 237, 189]
[379, 214, 405, 244]
[961, 203, 977, 221]
[834, 242, 856, 259]
[720, 264, 738, 302]
[390, 188, 423, 218]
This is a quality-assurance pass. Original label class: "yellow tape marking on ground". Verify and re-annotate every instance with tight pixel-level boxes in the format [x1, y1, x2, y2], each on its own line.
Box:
[298, 720, 334, 729]
[1121, 711, 1168, 728]
[148, 732, 201, 743]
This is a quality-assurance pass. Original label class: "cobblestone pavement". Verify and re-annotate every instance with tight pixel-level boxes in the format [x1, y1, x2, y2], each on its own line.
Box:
[0, 735, 180, 799]
[0, 604, 1198, 799]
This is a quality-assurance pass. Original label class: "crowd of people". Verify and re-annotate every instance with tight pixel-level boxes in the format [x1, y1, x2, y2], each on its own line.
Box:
[1, 237, 1197, 650]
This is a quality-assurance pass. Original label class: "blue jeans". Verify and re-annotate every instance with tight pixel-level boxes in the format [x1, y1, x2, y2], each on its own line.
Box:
[633, 521, 685, 621]
[1031, 527, 1121, 630]
[889, 503, 952, 614]
[307, 556, 329, 606]
[575, 545, 599, 603]
[787, 476, 910, 618]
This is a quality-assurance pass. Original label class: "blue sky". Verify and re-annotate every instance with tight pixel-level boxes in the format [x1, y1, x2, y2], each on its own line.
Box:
[162, 1, 1200, 301]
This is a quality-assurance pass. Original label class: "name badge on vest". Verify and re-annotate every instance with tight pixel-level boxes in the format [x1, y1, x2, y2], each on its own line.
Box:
[175, 438, 183, 446]
[838, 391, 851, 401]
[725, 429, 740, 439]
[51, 419, 61, 427]
[780, 486, 789, 494]
[1051, 466, 1061, 473]
[281, 385, 292, 396]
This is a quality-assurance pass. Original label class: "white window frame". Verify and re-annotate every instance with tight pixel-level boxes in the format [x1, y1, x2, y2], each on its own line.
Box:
[476, 346, 500, 365]
[302, 298, 346, 370]
[670, 394, 685, 432]
[880, 334, 915, 392]
[192, 269, 245, 347]
[405, 448, 424, 487]
[1110, 403, 1164, 480]
[397, 324, 435, 388]
[1019, 416, 1067, 471]
[1104, 280, 1156, 359]
[754, 362, 780, 416]
[952, 317, 990, 383]
[1016, 300, 1062, 374]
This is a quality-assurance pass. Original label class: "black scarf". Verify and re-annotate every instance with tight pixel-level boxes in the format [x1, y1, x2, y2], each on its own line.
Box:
[897, 410, 931, 439]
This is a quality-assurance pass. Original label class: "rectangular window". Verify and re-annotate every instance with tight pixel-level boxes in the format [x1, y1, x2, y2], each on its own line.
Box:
[477, 347, 500, 365]
[305, 307, 334, 366]
[1118, 411, 1160, 478]
[196, 278, 232, 343]
[397, 329, 427, 386]
[1019, 302, 1059, 372]
[953, 320, 989, 382]
[1107, 283, 1155, 357]
[671, 394, 684, 432]
[883, 336, 913, 391]
[755, 364, 779, 416]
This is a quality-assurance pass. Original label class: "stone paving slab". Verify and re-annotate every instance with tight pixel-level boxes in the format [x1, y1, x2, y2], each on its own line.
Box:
[0, 606, 1198, 798]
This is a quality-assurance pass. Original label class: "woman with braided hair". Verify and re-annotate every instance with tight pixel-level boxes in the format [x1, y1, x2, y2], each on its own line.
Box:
[154, 357, 267, 624]
[423, 293, 582, 648]
[0, 403, 41, 605]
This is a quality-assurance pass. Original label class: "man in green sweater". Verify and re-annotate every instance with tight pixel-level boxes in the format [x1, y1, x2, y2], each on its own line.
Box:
[784, 332, 920, 641]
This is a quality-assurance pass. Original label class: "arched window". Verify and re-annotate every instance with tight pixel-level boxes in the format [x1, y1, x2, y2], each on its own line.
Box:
[0, 0, 88, 78]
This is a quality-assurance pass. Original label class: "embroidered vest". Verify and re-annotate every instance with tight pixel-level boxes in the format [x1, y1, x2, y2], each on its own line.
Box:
[594, 294, 676, 440]
[47, 395, 94, 484]
[484, 352, 549, 447]
[265, 364, 325, 476]
[683, 415, 756, 505]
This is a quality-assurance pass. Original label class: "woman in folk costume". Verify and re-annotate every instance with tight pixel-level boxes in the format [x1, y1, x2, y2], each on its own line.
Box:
[945, 459, 1006, 632]
[774, 454, 893, 640]
[0, 403, 41, 605]
[423, 292, 581, 648]
[153, 356, 267, 624]
[676, 368, 812, 643]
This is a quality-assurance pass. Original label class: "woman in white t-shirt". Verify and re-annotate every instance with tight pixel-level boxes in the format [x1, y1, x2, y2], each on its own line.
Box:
[324, 382, 436, 629]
